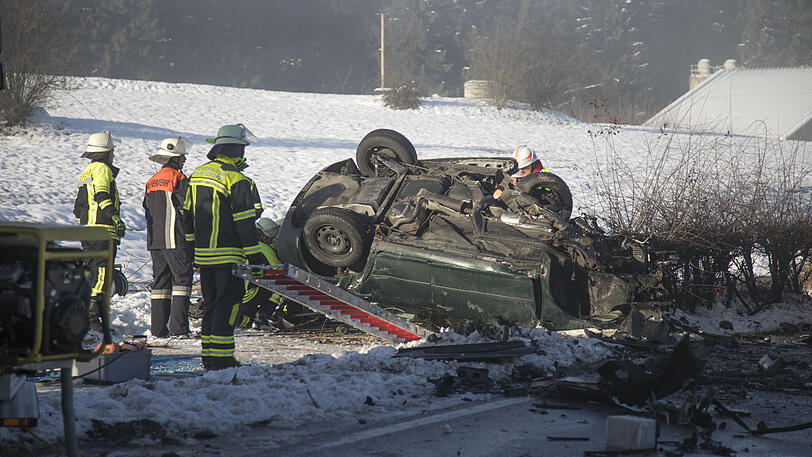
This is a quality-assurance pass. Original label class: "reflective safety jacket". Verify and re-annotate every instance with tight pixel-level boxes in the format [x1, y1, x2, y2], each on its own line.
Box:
[74, 160, 122, 241]
[143, 165, 189, 250]
[242, 241, 282, 306]
[183, 155, 262, 266]
[249, 178, 264, 219]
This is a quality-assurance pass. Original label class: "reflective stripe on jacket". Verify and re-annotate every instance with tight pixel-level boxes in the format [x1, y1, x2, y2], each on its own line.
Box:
[74, 160, 121, 240]
[143, 165, 189, 250]
[183, 155, 261, 265]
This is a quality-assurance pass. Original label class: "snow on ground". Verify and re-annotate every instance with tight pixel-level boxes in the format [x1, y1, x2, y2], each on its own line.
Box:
[0, 77, 809, 447]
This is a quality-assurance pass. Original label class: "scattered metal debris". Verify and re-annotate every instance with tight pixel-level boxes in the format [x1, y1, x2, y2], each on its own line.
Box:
[395, 341, 533, 361]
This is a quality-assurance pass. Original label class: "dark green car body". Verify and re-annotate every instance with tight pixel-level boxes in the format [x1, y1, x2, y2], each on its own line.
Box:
[277, 157, 671, 331]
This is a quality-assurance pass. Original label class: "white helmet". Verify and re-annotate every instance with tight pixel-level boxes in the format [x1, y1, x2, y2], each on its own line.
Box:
[513, 144, 537, 169]
[149, 136, 192, 163]
[83, 130, 114, 156]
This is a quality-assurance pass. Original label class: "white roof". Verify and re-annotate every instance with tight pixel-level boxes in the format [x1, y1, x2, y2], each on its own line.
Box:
[644, 67, 812, 141]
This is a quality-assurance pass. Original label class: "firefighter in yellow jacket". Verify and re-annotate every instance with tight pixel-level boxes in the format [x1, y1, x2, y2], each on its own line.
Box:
[183, 124, 264, 371]
[73, 130, 126, 331]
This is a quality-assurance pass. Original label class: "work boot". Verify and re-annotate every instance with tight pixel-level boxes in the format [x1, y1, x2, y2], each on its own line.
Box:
[206, 357, 241, 371]
[88, 317, 103, 333]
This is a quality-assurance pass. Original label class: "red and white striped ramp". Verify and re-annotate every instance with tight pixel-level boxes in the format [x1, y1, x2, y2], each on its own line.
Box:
[233, 264, 432, 344]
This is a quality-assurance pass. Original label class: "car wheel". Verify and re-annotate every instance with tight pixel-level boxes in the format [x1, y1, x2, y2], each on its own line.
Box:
[355, 129, 418, 177]
[303, 207, 372, 268]
[112, 268, 128, 297]
[517, 172, 573, 220]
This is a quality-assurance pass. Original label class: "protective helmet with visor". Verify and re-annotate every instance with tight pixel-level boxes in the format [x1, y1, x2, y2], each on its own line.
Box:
[511, 144, 539, 178]
[206, 123, 258, 146]
[256, 217, 281, 241]
[150, 136, 192, 164]
[81, 130, 116, 158]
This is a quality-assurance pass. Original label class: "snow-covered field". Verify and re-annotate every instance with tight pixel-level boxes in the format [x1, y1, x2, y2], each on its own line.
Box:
[0, 77, 809, 452]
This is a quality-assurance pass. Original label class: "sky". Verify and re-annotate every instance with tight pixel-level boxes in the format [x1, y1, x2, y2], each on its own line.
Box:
[0, 76, 809, 453]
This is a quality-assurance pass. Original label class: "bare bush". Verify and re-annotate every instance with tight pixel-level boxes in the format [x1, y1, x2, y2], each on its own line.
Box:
[590, 127, 811, 311]
[0, 0, 70, 127]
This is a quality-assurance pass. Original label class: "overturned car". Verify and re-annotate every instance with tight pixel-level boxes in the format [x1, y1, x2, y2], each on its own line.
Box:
[276, 129, 678, 330]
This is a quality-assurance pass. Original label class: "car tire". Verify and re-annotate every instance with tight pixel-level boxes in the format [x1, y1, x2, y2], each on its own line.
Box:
[303, 207, 372, 268]
[112, 268, 128, 297]
[356, 129, 418, 177]
[517, 172, 573, 220]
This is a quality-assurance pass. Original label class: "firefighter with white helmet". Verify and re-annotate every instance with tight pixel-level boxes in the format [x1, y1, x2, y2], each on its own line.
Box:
[74, 130, 125, 331]
[143, 136, 194, 337]
[493, 144, 549, 198]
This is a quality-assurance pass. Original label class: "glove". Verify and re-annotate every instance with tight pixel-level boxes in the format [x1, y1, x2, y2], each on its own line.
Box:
[237, 314, 252, 328]
[237, 301, 259, 328]
[247, 253, 265, 265]
[111, 215, 126, 238]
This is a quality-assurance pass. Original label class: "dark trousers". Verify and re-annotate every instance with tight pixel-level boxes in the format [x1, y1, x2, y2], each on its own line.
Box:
[82, 240, 117, 319]
[199, 264, 244, 368]
[150, 247, 193, 336]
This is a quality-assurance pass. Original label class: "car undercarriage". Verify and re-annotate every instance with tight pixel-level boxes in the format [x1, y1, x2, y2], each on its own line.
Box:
[276, 130, 680, 330]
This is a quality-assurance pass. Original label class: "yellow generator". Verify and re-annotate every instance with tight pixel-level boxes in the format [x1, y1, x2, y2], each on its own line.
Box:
[0, 223, 113, 455]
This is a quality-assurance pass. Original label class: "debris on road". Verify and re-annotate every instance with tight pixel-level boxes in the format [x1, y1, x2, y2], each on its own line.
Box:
[395, 340, 533, 361]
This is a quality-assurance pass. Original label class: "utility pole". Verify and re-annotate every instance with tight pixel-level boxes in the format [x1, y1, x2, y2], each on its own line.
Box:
[379, 12, 385, 90]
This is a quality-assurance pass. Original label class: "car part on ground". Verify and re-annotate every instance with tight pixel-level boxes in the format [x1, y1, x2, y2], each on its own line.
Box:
[112, 266, 128, 297]
[275, 130, 681, 331]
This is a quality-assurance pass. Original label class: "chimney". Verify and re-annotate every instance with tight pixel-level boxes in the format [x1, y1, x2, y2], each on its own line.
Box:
[690, 58, 712, 89]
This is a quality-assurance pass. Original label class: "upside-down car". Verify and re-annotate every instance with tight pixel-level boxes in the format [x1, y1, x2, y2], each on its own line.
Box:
[275, 129, 677, 330]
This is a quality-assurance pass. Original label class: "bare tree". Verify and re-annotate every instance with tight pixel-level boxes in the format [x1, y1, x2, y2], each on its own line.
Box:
[466, 20, 594, 110]
[0, 0, 72, 127]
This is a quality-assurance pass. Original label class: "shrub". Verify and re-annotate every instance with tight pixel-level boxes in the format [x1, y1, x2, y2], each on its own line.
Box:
[382, 83, 422, 110]
[589, 127, 812, 311]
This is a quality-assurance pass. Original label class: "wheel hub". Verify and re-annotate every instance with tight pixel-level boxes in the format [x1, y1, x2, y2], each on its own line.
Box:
[316, 225, 350, 255]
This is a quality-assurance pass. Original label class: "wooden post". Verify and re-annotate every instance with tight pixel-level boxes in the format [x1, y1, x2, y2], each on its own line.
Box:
[380, 13, 385, 89]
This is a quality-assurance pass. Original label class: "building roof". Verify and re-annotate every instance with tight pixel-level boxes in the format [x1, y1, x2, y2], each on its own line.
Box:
[644, 67, 812, 141]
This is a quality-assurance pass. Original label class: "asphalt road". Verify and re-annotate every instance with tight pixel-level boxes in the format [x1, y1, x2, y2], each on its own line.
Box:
[258, 395, 812, 457]
[29, 390, 810, 457]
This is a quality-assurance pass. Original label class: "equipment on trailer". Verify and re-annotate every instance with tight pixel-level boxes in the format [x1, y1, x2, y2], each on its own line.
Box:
[0, 223, 115, 457]
[234, 263, 432, 343]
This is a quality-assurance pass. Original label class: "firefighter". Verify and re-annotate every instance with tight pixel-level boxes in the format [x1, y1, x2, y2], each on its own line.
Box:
[73, 130, 125, 331]
[493, 144, 549, 199]
[183, 123, 265, 371]
[241, 218, 302, 329]
[143, 137, 194, 338]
